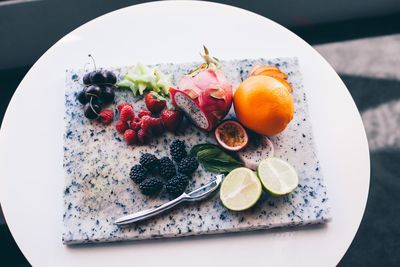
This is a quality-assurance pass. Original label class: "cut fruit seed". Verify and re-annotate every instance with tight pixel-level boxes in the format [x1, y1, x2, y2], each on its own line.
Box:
[238, 136, 274, 170]
[215, 120, 248, 151]
[173, 91, 209, 129]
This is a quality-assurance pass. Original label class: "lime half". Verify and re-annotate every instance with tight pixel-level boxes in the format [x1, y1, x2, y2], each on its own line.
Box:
[220, 167, 262, 211]
[257, 157, 298, 196]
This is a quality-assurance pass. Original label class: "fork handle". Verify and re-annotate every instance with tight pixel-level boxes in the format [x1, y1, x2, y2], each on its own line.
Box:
[115, 193, 189, 225]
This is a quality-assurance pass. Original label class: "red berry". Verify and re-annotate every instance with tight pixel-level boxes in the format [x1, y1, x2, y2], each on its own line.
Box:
[120, 105, 135, 122]
[141, 115, 153, 132]
[115, 120, 129, 133]
[149, 117, 164, 136]
[145, 92, 166, 114]
[123, 129, 137, 145]
[130, 117, 142, 131]
[137, 129, 151, 144]
[117, 102, 133, 112]
[138, 109, 152, 118]
[161, 108, 183, 132]
[99, 109, 114, 125]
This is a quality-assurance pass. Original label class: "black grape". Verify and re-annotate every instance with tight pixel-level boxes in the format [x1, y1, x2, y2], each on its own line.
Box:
[84, 103, 101, 119]
[100, 85, 115, 104]
[85, 85, 102, 98]
[105, 70, 117, 84]
[77, 89, 88, 105]
[83, 72, 92, 85]
[90, 70, 107, 84]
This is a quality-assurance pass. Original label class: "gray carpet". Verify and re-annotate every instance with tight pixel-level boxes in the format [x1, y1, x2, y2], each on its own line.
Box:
[316, 35, 400, 266]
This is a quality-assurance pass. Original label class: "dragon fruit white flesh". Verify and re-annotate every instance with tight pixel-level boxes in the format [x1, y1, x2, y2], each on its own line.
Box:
[170, 48, 233, 131]
[238, 135, 274, 170]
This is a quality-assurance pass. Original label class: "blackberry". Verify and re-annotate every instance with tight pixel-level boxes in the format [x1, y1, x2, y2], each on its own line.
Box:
[139, 178, 164, 196]
[170, 140, 187, 162]
[139, 153, 160, 170]
[159, 157, 176, 179]
[177, 156, 199, 175]
[166, 173, 189, 196]
[129, 164, 147, 184]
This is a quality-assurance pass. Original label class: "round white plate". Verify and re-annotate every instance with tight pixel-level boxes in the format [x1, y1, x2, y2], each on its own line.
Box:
[0, 2, 370, 266]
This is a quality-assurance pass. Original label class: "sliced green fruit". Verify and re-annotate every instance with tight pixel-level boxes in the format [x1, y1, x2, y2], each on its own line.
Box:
[220, 167, 262, 211]
[117, 63, 172, 97]
[257, 157, 298, 196]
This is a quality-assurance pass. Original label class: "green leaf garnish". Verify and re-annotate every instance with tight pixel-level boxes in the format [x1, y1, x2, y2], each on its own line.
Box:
[190, 144, 244, 174]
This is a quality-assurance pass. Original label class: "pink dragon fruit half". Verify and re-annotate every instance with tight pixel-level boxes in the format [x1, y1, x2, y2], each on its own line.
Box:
[170, 48, 233, 132]
[170, 67, 233, 131]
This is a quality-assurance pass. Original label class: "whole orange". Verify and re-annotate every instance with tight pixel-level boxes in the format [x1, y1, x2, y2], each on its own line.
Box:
[233, 75, 294, 136]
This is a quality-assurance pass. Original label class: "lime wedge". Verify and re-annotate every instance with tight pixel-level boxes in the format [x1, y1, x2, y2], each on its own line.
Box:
[220, 167, 262, 211]
[257, 157, 298, 196]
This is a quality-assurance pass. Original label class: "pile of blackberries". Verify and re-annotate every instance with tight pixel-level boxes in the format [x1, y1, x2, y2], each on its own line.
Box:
[129, 140, 199, 197]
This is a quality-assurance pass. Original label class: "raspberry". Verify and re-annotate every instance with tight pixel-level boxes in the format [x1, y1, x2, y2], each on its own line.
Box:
[99, 109, 114, 125]
[117, 102, 133, 112]
[140, 116, 164, 135]
[130, 117, 142, 131]
[141, 115, 153, 132]
[120, 105, 135, 122]
[138, 109, 152, 118]
[123, 129, 137, 145]
[137, 128, 151, 144]
[115, 120, 129, 133]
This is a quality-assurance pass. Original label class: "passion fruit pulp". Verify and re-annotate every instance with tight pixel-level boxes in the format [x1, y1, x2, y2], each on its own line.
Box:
[215, 120, 248, 151]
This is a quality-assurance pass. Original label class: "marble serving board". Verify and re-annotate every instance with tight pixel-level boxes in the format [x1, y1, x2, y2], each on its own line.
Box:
[63, 57, 330, 245]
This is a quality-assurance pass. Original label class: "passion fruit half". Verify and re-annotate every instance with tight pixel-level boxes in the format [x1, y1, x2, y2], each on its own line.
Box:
[215, 120, 248, 151]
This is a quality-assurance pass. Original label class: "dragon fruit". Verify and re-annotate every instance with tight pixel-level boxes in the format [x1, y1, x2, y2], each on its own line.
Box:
[170, 47, 233, 131]
[238, 135, 274, 170]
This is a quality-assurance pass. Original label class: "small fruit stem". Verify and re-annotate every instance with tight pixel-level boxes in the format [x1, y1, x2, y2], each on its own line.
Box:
[83, 62, 90, 73]
[201, 45, 219, 67]
[89, 97, 100, 116]
[88, 54, 97, 70]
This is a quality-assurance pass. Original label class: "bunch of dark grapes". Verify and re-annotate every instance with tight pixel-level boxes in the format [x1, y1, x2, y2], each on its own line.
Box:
[76, 55, 117, 120]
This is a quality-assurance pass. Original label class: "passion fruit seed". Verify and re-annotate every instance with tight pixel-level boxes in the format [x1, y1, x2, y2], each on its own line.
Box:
[215, 120, 248, 151]
[217, 123, 245, 147]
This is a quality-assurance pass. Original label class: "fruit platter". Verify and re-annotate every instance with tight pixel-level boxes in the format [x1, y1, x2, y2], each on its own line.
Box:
[63, 47, 330, 245]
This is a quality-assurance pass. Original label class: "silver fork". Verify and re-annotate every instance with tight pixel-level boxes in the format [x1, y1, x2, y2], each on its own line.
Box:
[114, 174, 224, 225]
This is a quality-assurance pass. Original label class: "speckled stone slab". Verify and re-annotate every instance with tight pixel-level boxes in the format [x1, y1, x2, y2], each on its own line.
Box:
[63, 57, 330, 245]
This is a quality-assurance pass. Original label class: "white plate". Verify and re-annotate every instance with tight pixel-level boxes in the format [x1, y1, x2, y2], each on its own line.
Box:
[0, 2, 370, 266]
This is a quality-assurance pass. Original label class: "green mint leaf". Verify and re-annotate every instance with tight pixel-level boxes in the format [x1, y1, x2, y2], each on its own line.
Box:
[190, 143, 244, 174]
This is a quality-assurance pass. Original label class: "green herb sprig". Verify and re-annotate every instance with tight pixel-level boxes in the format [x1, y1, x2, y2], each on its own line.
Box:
[190, 144, 244, 174]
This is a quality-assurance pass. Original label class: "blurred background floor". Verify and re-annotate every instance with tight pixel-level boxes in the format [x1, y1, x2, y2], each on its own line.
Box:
[315, 34, 400, 266]
[1, 3, 399, 265]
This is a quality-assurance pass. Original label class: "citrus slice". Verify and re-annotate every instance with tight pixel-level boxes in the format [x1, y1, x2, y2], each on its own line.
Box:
[220, 167, 262, 211]
[272, 76, 293, 93]
[257, 157, 298, 196]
